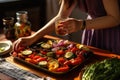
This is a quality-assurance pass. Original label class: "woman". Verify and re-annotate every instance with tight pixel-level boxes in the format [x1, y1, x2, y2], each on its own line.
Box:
[13, 0, 120, 54]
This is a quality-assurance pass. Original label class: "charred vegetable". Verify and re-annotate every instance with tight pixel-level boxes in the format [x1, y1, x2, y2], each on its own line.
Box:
[12, 39, 93, 73]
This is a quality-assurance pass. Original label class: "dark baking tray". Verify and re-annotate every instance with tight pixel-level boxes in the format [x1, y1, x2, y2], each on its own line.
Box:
[11, 37, 93, 75]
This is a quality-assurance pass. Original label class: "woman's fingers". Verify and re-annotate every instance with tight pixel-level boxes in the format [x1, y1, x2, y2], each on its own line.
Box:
[13, 39, 20, 51]
[13, 38, 24, 51]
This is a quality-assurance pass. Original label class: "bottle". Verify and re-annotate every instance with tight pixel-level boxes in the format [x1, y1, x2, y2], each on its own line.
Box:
[14, 11, 31, 39]
[2, 17, 15, 41]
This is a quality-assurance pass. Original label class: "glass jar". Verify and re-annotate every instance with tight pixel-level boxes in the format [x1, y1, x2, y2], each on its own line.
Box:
[14, 11, 31, 39]
[2, 17, 15, 41]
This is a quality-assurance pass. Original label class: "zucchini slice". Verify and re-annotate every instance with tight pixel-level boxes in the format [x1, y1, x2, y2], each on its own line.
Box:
[21, 50, 32, 55]
[41, 43, 51, 49]
[65, 52, 74, 59]
[38, 61, 48, 67]
[46, 52, 55, 58]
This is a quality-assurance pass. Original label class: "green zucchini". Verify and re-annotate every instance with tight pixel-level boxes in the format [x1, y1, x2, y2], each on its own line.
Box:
[46, 52, 55, 58]
[64, 52, 74, 59]
[38, 61, 48, 67]
[41, 43, 51, 49]
[21, 50, 32, 55]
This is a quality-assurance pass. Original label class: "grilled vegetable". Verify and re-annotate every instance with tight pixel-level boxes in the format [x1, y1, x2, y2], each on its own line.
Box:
[56, 65, 69, 72]
[64, 52, 74, 59]
[12, 39, 93, 73]
[41, 43, 51, 49]
[48, 60, 59, 71]
[21, 50, 32, 55]
[38, 61, 48, 67]
[46, 52, 55, 58]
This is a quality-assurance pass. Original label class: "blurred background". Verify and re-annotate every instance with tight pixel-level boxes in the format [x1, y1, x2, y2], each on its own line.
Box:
[0, 0, 88, 43]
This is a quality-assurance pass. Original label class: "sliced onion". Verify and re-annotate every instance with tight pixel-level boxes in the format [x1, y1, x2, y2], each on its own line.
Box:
[51, 47, 60, 52]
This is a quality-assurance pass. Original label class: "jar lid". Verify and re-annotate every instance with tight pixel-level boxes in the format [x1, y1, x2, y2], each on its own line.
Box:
[16, 11, 28, 21]
[2, 17, 14, 25]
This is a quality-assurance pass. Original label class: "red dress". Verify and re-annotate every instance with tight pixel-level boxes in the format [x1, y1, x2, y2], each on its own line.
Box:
[79, 0, 120, 54]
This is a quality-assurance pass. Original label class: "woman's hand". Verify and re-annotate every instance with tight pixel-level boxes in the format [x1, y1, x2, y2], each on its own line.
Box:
[57, 18, 83, 34]
[13, 36, 34, 51]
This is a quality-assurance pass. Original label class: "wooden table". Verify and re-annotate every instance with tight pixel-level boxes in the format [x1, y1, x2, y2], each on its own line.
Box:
[0, 33, 119, 80]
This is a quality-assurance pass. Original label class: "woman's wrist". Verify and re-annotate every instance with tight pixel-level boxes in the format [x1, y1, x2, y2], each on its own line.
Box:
[75, 19, 86, 31]
[75, 19, 81, 31]
[29, 33, 39, 44]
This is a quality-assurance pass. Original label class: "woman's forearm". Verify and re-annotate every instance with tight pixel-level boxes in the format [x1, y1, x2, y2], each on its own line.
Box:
[85, 15, 120, 30]
[30, 0, 76, 42]
[30, 16, 58, 43]
[86, 0, 120, 30]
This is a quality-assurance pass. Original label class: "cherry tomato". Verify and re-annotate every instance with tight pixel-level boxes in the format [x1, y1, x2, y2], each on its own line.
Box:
[30, 55, 47, 64]
[36, 57, 47, 62]
[28, 52, 36, 59]
[29, 59, 38, 64]
[12, 51, 18, 57]
[33, 55, 41, 60]
[70, 57, 82, 66]
[56, 65, 69, 72]
[58, 57, 66, 64]
[40, 50, 47, 55]
[64, 60, 71, 66]
[70, 47, 79, 53]
[56, 50, 65, 55]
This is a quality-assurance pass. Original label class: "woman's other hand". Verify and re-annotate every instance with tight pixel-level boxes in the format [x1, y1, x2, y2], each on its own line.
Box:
[57, 18, 83, 34]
